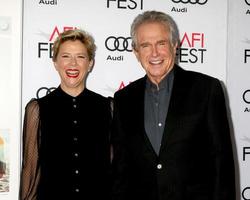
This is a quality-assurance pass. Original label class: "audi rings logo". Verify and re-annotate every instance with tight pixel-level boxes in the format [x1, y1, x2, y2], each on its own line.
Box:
[36, 87, 56, 99]
[243, 90, 250, 104]
[171, 0, 208, 5]
[246, 0, 250, 6]
[105, 36, 132, 52]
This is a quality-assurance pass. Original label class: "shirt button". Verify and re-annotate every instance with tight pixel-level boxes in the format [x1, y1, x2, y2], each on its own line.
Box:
[75, 188, 80, 193]
[73, 104, 77, 108]
[157, 164, 162, 169]
[73, 137, 78, 141]
[158, 123, 162, 127]
[73, 98, 76, 102]
[75, 170, 79, 174]
[73, 120, 77, 124]
[74, 153, 79, 157]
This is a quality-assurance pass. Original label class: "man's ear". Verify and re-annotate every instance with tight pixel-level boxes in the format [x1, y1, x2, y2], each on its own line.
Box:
[133, 48, 140, 62]
[173, 42, 178, 53]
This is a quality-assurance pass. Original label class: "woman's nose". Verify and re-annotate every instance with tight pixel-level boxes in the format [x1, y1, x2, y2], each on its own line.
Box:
[70, 56, 77, 65]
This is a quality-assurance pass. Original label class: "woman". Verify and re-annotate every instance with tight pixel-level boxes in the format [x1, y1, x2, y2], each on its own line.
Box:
[20, 29, 112, 200]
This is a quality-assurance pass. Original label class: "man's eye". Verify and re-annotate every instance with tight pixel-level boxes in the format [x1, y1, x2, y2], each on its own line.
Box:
[159, 41, 167, 46]
[141, 44, 149, 48]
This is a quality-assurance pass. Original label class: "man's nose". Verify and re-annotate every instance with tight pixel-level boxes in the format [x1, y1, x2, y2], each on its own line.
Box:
[152, 45, 159, 56]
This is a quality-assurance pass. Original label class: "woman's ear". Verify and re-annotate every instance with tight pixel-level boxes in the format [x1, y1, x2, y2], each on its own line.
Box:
[88, 60, 94, 72]
[53, 62, 59, 71]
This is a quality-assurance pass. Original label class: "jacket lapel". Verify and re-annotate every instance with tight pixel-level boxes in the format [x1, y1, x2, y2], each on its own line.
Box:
[133, 67, 188, 157]
[131, 77, 159, 157]
[159, 66, 186, 154]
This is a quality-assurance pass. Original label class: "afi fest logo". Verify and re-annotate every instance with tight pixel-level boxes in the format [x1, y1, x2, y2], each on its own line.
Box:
[106, 0, 143, 10]
[178, 32, 207, 64]
[245, 0, 250, 6]
[171, 0, 208, 5]
[38, 26, 77, 59]
[245, 48, 250, 63]
[244, 38, 250, 63]
[242, 136, 250, 200]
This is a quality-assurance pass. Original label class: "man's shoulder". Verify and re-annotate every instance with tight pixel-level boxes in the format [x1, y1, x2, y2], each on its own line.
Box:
[175, 65, 219, 84]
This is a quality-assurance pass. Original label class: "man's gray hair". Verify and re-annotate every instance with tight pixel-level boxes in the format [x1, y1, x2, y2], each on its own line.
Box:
[130, 10, 180, 50]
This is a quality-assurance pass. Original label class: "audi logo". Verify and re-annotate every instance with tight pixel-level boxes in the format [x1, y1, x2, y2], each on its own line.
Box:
[36, 87, 56, 99]
[105, 36, 132, 52]
[171, 0, 208, 5]
[243, 90, 250, 104]
[246, 0, 250, 6]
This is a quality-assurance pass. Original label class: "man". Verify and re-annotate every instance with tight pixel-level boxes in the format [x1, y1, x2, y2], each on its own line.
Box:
[111, 10, 235, 200]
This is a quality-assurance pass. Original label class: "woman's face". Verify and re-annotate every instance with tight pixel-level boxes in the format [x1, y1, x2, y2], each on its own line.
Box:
[54, 40, 93, 96]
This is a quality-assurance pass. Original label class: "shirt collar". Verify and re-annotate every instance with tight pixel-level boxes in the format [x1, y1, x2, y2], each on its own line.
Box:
[146, 68, 174, 93]
[57, 85, 89, 100]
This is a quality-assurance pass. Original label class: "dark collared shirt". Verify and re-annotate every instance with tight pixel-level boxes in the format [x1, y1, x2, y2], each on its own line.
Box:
[144, 69, 174, 155]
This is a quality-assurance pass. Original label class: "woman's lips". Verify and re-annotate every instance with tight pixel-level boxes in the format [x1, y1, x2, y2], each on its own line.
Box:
[66, 69, 79, 78]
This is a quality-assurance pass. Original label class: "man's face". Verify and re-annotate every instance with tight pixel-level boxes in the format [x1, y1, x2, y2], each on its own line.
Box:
[134, 22, 177, 85]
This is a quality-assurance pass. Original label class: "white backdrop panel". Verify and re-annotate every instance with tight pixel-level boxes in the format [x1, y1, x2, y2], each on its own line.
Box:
[22, 0, 228, 103]
[23, 1, 248, 199]
[227, 0, 250, 199]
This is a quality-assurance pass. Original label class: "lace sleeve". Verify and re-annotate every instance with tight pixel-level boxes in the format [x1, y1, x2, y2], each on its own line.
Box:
[20, 99, 41, 200]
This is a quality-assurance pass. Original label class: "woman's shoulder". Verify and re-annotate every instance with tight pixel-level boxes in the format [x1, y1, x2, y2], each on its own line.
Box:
[85, 88, 109, 101]
[24, 98, 40, 119]
[25, 98, 39, 109]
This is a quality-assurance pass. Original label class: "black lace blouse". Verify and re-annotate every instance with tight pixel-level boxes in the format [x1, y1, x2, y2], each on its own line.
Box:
[20, 86, 112, 200]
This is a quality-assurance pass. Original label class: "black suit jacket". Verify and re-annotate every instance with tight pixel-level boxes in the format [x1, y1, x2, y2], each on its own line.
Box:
[111, 65, 235, 200]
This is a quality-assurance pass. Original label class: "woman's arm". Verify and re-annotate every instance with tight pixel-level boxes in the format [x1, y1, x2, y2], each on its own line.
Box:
[20, 99, 41, 200]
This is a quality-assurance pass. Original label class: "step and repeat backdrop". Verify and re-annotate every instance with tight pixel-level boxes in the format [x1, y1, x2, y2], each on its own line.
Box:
[227, 0, 250, 200]
[6, 0, 247, 199]
[22, 0, 228, 103]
